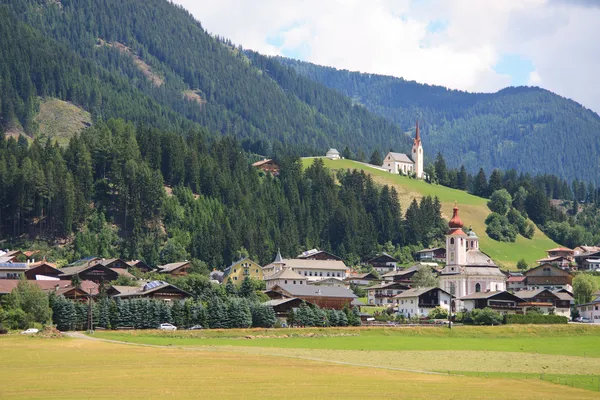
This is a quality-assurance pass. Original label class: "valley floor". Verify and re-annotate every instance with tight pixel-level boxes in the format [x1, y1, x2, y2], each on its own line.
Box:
[2, 325, 599, 399]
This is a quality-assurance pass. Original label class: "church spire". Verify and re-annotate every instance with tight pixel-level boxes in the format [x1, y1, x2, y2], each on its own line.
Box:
[414, 120, 421, 146]
[274, 248, 283, 264]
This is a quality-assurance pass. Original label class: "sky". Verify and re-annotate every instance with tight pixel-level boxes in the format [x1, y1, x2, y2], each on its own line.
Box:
[172, 0, 600, 113]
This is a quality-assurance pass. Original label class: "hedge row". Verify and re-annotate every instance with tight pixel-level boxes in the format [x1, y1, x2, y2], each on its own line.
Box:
[504, 314, 568, 324]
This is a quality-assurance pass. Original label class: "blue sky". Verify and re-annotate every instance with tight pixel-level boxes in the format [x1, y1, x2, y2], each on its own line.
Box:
[493, 54, 535, 87]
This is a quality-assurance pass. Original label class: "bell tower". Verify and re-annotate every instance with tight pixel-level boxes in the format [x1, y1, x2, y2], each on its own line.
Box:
[411, 120, 423, 179]
[446, 204, 467, 267]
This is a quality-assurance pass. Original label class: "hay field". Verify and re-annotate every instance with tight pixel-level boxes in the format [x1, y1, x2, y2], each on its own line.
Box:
[1, 333, 598, 400]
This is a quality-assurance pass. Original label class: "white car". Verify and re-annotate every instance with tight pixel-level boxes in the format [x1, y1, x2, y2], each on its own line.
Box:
[21, 328, 39, 335]
[158, 323, 177, 331]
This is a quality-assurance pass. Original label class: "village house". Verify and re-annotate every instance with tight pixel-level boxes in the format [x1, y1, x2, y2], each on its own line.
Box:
[24, 261, 62, 280]
[0, 279, 98, 301]
[395, 287, 453, 318]
[415, 247, 446, 263]
[108, 280, 190, 301]
[382, 121, 424, 178]
[251, 158, 280, 175]
[0, 261, 28, 280]
[346, 271, 381, 286]
[326, 148, 340, 160]
[310, 277, 349, 288]
[506, 275, 526, 292]
[366, 282, 410, 306]
[366, 253, 398, 274]
[58, 263, 120, 283]
[127, 260, 152, 273]
[439, 206, 506, 299]
[297, 248, 343, 261]
[460, 291, 524, 314]
[537, 247, 574, 268]
[264, 267, 307, 289]
[266, 283, 356, 310]
[382, 263, 437, 284]
[573, 250, 600, 271]
[575, 296, 600, 323]
[157, 261, 192, 276]
[223, 258, 264, 284]
[524, 263, 573, 292]
[574, 246, 600, 255]
[516, 289, 573, 318]
[264, 297, 310, 322]
[262, 250, 348, 282]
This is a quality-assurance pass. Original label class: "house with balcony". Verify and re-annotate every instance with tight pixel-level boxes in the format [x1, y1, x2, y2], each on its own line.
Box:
[223, 258, 263, 284]
[395, 287, 453, 318]
[524, 263, 573, 291]
[516, 288, 573, 318]
[573, 250, 600, 271]
[366, 282, 410, 306]
[460, 291, 524, 314]
[415, 247, 446, 263]
[366, 253, 398, 274]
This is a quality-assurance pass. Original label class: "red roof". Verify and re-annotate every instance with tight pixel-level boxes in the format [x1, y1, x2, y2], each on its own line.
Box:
[546, 247, 574, 253]
[507, 276, 526, 283]
[0, 280, 98, 295]
[448, 229, 467, 236]
[448, 205, 464, 230]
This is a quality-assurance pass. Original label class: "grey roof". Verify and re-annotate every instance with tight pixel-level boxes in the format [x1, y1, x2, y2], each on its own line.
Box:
[264, 298, 304, 307]
[552, 291, 574, 301]
[416, 247, 445, 254]
[0, 262, 28, 270]
[326, 148, 339, 154]
[158, 261, 190, 272]
[367, 252, 398, 262]
[394, 287, 453, 299]
[57, 264, 94, 276]
[467, 230, 479, 238]
[273, 283, 356, 298]
[366, 282, 410, 291]
[387, 152, 413, 163]
[460, 290, 520, 300]
[515, 289, 558, 299]
[265, 267, 306, 281]
[265, 258, 347, 271]
[465, 249, 498, 267]
[274, 249, 284, 264]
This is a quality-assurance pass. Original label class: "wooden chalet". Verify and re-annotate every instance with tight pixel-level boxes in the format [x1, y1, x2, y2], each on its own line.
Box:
[264, 297, 310, 320]
[346, 271, 380, 286]
[266, 283, 356, 310]
[0, 279, 98, 300]
[366, 253, 398, 274]
[366, 282, 411, 306]
[460, 291, 524, 314]
[157, 261, 192, 276]
[109, 280, 191, 301]
[573, 250, 600, 271]
[516, 289, 573, 317]
[415, 247, 446, 262]
[297, 249, 342, 261]
[24, 261, 62, 280]
[251, 159, 280, 175]
[58, 263, 119, 283]
[524, 263, 573, 290]
[127, 260, 152, 273]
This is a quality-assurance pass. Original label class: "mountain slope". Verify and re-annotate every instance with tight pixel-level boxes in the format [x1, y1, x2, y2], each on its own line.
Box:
[283, 58, 600, 183]
[1, 0, 411, 155]
[302, 158, 559, 268]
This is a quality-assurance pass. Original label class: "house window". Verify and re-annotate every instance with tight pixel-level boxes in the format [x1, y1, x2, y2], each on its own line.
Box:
[234, 277, 238, 281]
[300, 281, 303, 285]
[304, 272, 307, 276]
[285, 280, 288, 284]
[449, 282, 456, 295]
[320, 272, 323, 276]
[327, 272, 330, 277]
[234, 269, 237, 273]
[293, 280, 296, 284]
[450, 252, 455, 262]
[443, 300, 448, 305]
[450, 238, 455, 245]
[475, 283, 481, 292]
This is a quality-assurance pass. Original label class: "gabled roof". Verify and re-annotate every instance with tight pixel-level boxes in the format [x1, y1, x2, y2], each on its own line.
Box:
[367, 252, 398, 262]
[515, 288, 561, 300]
[507, 276, 526, 283]
[387, 152, 413, 163]
[394, 287, 453, 299]
[265, 268, 306, 281]
[546, 247, 573, 253]
[272, 283, 356, 299]
[297, 249, 342, 261]
[158, 261, 190, 273]
[459, 290, 522, 301]
[326, 148, 339, 154]
[112, 281, 191, 298]
[366, 282, 411, 291]
[0, 262, 28, 270]
[465, 249, 498, 267]
[252, 159, 277, 167]
[58, 263, 116, 277]
[265, 258, 347, 271]
[525, 263, 573, 277]
[0, 280, 98, 295]
[416, 247, 445, 254]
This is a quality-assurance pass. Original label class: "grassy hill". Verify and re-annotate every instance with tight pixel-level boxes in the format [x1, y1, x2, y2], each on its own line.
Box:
[302, 158, 558, 269]
[35, 98, 92, 146]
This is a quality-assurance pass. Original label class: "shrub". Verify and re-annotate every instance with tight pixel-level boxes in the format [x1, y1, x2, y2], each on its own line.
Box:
[428, 306, 448, 319]
[504, 314, 568, 324]
[488, 189, 512, 215]
[472, 308, 503, 325]
[0, 324, 8, 334]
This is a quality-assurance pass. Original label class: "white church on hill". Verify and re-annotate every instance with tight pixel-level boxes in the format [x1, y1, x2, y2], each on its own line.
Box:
[382, 121, 424, 179]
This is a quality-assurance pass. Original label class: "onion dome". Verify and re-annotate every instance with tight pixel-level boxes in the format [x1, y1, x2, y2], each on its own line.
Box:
[448, 204, 464, 230]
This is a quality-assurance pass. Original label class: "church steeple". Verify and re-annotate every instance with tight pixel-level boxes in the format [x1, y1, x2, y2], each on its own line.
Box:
[411, 120, 424, 179]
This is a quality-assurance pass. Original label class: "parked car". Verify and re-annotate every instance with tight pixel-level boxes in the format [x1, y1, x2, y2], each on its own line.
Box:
[158, 323, 177, 331]
[580, 317, 592, 323]
[188, 325, 203, 330]
[21, 328, 39, 335]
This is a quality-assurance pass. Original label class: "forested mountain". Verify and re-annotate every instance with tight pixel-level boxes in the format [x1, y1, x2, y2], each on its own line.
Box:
[278, 58, 600, 183]
[0, 0, 411, 156]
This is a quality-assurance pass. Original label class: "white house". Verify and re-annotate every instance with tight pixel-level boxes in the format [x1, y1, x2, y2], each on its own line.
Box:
[366, 282, 410, 306]
[326, 148, 340, 160]
[460, 291, 524, 314]
[395, 287, 453, 318]
[264, 267, 307, 290]
[262, 250, 348, 283]
[576, 296, 600, 323]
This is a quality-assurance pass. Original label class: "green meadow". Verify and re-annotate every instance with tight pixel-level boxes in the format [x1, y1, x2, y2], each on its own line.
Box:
[302, 157, 559, 268]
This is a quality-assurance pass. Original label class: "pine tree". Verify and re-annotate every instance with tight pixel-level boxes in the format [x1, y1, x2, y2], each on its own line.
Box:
[473, 168, 488, 197]
[208, 296, 228, 329]
[457, 165, 468, 190]
[369, 150, 382, 166]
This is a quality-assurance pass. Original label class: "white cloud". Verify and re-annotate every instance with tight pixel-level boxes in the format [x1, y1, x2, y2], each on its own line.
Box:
[171, 0, 600, 112]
